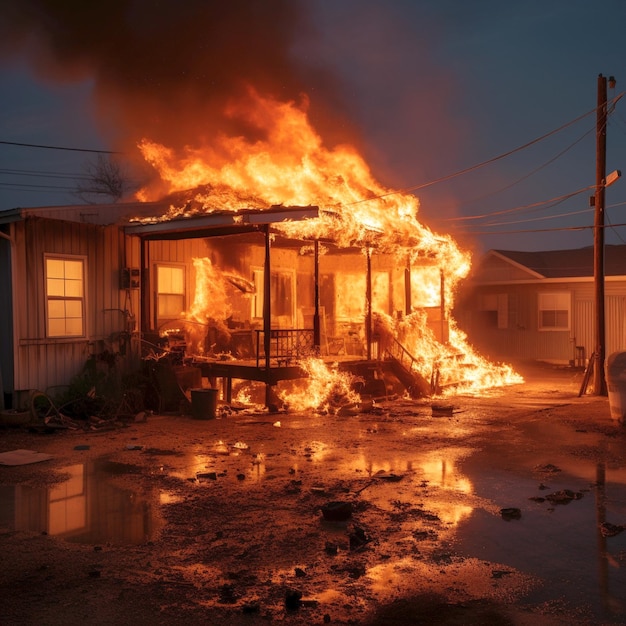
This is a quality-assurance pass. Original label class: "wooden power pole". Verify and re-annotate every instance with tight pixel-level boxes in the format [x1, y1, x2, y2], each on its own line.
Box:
[593, 74, 610, 396]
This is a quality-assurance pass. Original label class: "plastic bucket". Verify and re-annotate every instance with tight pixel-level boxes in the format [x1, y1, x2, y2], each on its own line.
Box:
[190, 388, 218, 420]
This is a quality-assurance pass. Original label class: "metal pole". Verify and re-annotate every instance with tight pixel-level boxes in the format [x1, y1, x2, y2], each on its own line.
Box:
[593, 74, 608, 396]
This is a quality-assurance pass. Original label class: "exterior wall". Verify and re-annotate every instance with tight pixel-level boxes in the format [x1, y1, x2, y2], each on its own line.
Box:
[11, 217, 140, 406]
[0, 229, 14, 408]
[455, 278, 626, 365]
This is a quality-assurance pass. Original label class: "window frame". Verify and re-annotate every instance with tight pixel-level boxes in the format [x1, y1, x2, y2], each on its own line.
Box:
[251, 267, 296, 326]
[538, 291, 571, 331]
[155, 263, 186, 325]
[44, 254, 87, 339]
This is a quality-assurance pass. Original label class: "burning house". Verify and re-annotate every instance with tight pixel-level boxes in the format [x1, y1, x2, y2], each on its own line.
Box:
[0, 95, 521, 415]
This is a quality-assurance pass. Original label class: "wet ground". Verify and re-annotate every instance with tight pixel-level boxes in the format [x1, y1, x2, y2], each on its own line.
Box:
[1, 362, 626, 625]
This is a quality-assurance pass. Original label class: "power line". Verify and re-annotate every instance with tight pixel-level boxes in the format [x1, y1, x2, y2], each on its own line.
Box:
[346, 93, 624, 207]
[0, 168, 90, 181]
[0, 140, 118, 154]
[440, 186, 595, 223]
[0, 181, 77, 191]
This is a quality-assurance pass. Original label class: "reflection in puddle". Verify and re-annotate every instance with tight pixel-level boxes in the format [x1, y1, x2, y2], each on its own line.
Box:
[0, 459, 161, 545]
[456, 428, 626, 623]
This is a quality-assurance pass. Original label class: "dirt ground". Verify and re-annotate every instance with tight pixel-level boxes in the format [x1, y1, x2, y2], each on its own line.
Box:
[1, 362, 625, 625]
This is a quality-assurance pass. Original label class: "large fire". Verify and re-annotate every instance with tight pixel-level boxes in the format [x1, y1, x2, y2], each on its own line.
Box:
[136, 89, 521, 410]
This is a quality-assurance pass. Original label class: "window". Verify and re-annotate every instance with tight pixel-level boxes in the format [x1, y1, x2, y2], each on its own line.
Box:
[45, 256, 86, 338]
[480, 293, 508, 329]
[538, 292, 570, 330]
[252, 268, 295, 324]
[335, 272, 366, 320]
[156, 265, 185, 320]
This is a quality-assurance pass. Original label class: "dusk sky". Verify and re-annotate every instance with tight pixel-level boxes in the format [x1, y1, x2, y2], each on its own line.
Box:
[1, 0, 625, 255]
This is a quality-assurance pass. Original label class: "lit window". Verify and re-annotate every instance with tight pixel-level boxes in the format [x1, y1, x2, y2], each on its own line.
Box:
[157, 265, 185, 319]
[335, 273, 366, 320]
[252, 269, 295, 323]
[538, 292, 570, 330]
[45, 257, 85, 338]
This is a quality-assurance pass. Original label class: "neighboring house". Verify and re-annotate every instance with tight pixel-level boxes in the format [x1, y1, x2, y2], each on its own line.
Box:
[0, 203, 448, 410]
[454, 245, 626, 366]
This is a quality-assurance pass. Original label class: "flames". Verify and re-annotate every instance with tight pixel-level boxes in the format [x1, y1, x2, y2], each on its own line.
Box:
[137, 89, 521, 405]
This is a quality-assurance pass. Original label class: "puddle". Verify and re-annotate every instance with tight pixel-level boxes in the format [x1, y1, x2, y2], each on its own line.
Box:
[454, 416, 626, 623]
[0, 459, 162, 545]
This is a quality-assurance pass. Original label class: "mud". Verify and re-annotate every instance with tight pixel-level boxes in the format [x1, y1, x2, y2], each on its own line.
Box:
[1, 362, 625, 625]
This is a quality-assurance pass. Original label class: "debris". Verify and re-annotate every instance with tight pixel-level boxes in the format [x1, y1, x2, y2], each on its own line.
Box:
[218, 583, 237, 604]
[273, 421, 281, 427]
[534, 463, 561, 474]
[321, 501, 353, 521]
[0, 409, 32, 427]
[600, 522, 625, 537]
[285, 589, 302, 611]
[545, 489, 583, 504]
[125, 444, 143, 451]
[242, 602, 260, 614]
[431, 404, 455, 416]
[500, 507, 522, 521]
[349, 525, 370, 550]
[0, 449, 53, 466]
[374, 470, 403, 482]
[197, 471, 217, 480]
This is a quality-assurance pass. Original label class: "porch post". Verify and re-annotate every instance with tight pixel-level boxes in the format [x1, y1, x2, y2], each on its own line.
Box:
[313, 239, 321, 353]
[366, 248, 372, 360]
[263, 225, 272, 407]
[440, 268, 447, 343]
[140, 238, 150, 334]
[405, 254, 412, 316]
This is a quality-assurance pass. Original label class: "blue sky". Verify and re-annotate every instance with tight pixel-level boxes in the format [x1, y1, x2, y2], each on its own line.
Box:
[1, 0, 626, 254]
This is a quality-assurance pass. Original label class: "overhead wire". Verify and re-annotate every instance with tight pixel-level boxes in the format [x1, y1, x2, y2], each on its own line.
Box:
[345, 93, 623, 207]
[0, 140, 118, 154]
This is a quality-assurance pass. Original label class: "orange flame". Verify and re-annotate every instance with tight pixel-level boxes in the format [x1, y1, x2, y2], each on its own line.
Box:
[137, 89, 521, 395]
[279, 357, 362, 413]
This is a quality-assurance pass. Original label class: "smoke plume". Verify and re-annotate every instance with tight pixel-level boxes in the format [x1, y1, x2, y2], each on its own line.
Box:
[0, 0, 354, 167]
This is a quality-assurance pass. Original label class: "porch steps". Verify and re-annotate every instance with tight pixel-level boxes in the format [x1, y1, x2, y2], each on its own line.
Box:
[383, 338, 473, 397]
[383, 338, 433, 398]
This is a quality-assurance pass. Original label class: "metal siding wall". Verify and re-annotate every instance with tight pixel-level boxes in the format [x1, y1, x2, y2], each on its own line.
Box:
[14, 218, 130, 399]
[573, 299, 594, 363]
[606, 295, 626, 356]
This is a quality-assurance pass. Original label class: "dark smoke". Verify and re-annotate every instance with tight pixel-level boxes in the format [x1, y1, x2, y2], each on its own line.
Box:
[0, 0, 355, 162]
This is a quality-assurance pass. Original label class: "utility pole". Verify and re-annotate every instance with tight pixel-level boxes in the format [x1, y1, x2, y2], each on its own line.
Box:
[592, 74, 613, 396]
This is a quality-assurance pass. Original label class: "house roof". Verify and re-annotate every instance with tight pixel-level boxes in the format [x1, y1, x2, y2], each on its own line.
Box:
[0, 203, 319, 237]
[490, 245, 626, 278]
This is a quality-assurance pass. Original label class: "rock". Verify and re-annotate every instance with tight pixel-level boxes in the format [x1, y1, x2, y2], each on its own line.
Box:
[545, 489, 583, 504]
[500, 507, 522, 521]
[285, 589, 302, 610]
[321, 501, 352, 521]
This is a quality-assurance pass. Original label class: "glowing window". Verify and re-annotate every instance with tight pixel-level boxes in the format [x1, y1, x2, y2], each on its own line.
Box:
[252, 269, 295, 323]
[45, 256, 85, 337]
[157, 265, 185, 319]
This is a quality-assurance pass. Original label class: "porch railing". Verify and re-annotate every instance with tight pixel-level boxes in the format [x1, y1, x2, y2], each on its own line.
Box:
[254, 329, 316, 366]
